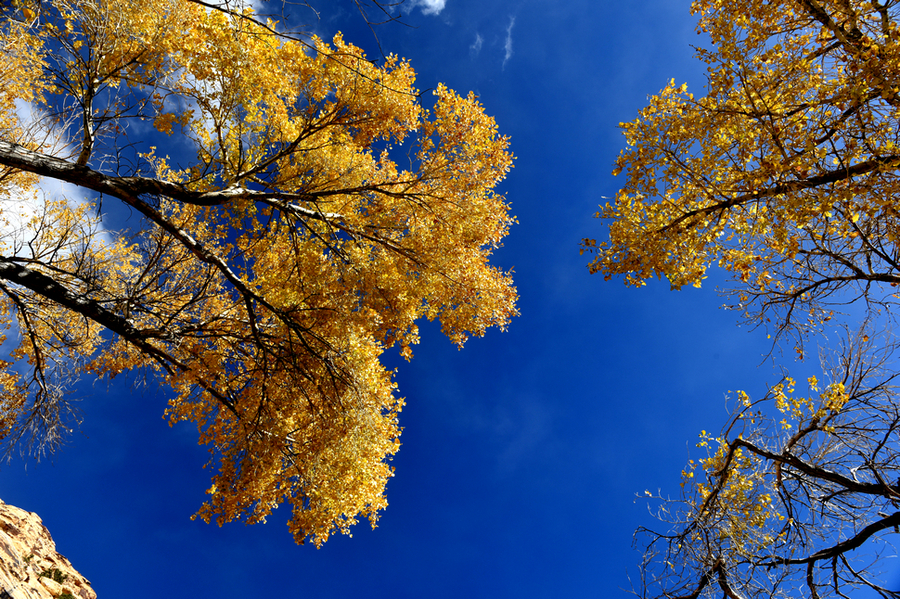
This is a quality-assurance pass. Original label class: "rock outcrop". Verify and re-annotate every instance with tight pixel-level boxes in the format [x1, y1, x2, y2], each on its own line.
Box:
[0, 499, 95, 599]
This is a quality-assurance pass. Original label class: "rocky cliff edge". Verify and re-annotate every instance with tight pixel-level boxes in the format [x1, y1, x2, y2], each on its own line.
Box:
[0, 499, 95, 599]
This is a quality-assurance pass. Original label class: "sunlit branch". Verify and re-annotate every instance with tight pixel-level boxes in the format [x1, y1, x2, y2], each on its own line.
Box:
[660, 155, 900, 234]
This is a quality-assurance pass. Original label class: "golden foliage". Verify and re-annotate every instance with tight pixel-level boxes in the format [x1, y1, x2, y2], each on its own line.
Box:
[602, 1, 900, 596]
[0, 0, 515, 546]
[584, 0, 900, 346]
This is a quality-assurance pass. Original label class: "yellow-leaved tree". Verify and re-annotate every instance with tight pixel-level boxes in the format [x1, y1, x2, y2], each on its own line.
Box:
[0, 0, 516, 546]
[583, 0, 900, 596]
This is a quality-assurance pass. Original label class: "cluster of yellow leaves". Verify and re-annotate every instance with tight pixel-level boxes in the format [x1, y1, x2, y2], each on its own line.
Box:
[0, 0, 516, 545]
[680, 373, 852, 558]
[0, 2, 46, 193]
[769, 375, 848, 431]
[583, 0, 900, 335]
[682, 429, 782, 556]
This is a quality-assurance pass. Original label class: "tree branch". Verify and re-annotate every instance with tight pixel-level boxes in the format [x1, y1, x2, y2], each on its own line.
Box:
[660, 154, 900, 233]
[0, 256, 239, 415]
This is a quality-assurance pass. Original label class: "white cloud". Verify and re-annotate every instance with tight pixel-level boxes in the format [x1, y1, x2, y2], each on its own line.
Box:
[6, 100, 116, 252]
[206, 0, 267, 14]
[503, 16, 516, 68]
[13, 99, 73, 160]
[470, 33, 483, 56]
[409, 0, 447, 16]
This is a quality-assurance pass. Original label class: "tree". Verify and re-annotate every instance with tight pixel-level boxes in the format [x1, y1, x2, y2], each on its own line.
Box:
[0, 0, 516, 546]
[635, 331, 900, 599]
[584, 0, 900, 355]
[581, 0, 900, 596]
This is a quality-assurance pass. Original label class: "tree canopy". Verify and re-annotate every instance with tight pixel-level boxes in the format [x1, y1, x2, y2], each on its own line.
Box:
[585, 0, 900, 353]
[584, 0, 900, 596]
[0, 0, 516, 546]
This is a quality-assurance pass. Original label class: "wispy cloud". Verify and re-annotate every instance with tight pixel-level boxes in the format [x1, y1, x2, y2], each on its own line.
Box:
[207, 0, 267, 14]
[503, 16, 516, 68]
[470, 32, 483, 56]
[13, 99, 73, 159]
[494, 396, 553, 475]
[409, 0, 447, 16]
[7, 100, 116, 249]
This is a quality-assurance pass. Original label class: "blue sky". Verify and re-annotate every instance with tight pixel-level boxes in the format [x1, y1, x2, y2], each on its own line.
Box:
[0, 0, 814, 597]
